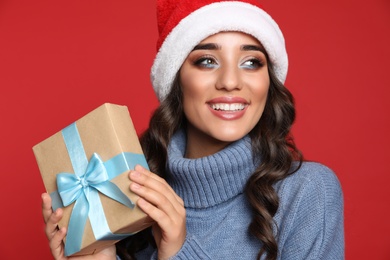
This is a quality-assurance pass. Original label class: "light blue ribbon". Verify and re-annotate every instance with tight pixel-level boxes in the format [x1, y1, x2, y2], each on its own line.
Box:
[51, 122, 148, 256]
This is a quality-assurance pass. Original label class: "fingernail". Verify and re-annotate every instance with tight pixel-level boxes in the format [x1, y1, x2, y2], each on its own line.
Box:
[131, 182, 141, 190]
[131, 171, 141, 178]
[138, 198, 147, 206]
[135, 164, 144, 171]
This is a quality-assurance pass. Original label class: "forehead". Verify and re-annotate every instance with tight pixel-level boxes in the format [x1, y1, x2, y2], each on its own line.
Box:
[198, 31, 262, 46]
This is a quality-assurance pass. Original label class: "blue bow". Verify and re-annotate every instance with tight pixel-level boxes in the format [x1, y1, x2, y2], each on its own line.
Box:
[57, 153, 134, 209]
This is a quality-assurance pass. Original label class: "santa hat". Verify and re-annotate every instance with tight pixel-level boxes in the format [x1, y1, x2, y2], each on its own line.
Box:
[151, 0, 288, 101]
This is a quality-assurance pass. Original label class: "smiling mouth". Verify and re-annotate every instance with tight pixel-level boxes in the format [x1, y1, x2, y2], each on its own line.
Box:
[210, 103, 247, 111]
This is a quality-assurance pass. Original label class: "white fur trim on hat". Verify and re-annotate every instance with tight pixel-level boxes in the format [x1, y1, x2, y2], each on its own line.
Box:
[151, 1, 288, 101]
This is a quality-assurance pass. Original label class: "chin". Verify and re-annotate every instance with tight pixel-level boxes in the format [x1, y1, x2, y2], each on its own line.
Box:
[210, 130, 249, 143]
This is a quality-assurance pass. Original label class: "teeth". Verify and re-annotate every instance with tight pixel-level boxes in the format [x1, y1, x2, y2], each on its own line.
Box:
[211, 103, 245, 111]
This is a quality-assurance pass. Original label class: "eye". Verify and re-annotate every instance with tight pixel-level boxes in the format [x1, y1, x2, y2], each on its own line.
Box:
[193, 57, 219, 68]
[240, 58, 265, 70]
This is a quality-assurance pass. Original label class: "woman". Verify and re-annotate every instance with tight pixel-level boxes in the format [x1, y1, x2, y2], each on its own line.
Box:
[42, 0, 344, 259]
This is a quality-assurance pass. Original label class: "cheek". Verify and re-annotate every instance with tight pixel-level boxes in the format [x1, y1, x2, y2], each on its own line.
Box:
[181, 83, 202, 121]
[180, 74, 208, 107]
[250, 77, 269, 104]
[257, 90, 269, 117]
[180, 68, 196, 99]
[181, 84, 201, 108]
[249, 79, 269, 121]
[258, 88, 269, 105]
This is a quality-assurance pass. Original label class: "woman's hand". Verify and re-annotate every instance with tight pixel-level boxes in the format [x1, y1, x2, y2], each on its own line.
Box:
[41, 193, 116, 260]
[129, 165, 186, 260]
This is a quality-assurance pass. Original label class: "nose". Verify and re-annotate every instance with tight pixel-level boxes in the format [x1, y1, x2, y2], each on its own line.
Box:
[215, 64, 242, 91]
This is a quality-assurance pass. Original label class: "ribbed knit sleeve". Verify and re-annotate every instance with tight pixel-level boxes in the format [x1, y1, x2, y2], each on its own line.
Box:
[275, 162, 344, 259]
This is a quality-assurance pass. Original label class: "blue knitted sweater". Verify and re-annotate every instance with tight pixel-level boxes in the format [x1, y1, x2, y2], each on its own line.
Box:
[135, 130, 344, 259]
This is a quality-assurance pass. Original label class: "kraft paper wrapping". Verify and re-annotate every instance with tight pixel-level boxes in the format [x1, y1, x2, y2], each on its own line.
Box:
[33, 103, 153, 256]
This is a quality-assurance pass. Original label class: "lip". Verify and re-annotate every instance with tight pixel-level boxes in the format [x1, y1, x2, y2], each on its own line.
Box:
[207, 96, 248, 104]
[207, 96, 249, 120]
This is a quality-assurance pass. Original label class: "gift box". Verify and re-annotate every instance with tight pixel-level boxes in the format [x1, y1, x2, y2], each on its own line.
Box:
[33, 103, 153, 256]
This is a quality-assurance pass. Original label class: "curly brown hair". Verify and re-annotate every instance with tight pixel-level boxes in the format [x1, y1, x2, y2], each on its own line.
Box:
[116, 60, 302, 260]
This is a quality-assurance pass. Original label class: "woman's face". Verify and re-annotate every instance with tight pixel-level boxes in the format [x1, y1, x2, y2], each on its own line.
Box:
[179, 31, 270, 158]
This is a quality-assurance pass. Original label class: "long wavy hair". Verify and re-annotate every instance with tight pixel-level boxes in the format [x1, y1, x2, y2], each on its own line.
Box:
[116, 57, 302, 260]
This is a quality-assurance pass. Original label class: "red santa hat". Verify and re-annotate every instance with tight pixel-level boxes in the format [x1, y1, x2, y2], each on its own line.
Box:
[151, 0, 288, 101]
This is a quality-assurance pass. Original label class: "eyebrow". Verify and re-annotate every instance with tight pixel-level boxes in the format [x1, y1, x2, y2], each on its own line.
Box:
[192, 43, 221, 51]
[241, 44, 266, 53]
[192, 43, 265, 53]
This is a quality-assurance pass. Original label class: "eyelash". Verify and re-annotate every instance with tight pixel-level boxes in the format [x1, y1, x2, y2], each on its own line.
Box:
[192, 56, 265, 70]
[240, 58, 265, 69]
[193, 56, 218, 68]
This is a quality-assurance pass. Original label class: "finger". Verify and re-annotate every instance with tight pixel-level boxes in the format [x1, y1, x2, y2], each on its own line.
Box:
[137, 197, 178, 229]
[134, 164, 164, 182]
[49, 226, 67, 259]
[132, 165, 184, 206]
[133, 165, 171, 191]
[42, 193, 53, 223]
[45, 207, 63, 241]
[131, 167, 185, 211]
[137, 197, 186, 247]
[130, 179, 175, 212]
[129, 170, 182, 213]
[130, 177, 186, 229]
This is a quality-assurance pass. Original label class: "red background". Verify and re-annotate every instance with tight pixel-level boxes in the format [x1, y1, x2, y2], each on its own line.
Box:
[1, 0, 389, 259]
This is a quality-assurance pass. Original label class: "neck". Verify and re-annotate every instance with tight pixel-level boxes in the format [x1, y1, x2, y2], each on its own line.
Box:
[167, 129, 256, 208]
[185, 124, 231, 158]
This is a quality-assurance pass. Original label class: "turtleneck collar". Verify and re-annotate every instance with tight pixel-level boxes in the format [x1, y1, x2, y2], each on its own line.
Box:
[166, 129, 257, 209]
